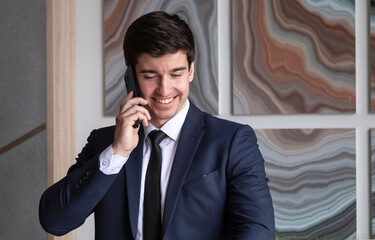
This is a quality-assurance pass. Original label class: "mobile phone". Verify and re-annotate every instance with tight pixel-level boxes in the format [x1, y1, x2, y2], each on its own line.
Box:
[124, 64, 141, 98]
[124, 64, 142, 128]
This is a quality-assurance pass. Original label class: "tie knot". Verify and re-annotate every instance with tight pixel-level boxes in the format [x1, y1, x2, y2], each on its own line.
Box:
[148, 130, 167, 145]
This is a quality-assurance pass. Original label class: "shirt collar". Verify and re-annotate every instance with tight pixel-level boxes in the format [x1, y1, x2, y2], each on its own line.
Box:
[144, 100, 190, 142]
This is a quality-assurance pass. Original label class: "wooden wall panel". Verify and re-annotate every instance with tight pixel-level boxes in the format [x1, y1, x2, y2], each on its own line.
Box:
[46, 0, 76, 239]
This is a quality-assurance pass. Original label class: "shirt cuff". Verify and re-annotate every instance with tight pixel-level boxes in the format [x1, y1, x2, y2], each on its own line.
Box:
[99, 144, 128, 175]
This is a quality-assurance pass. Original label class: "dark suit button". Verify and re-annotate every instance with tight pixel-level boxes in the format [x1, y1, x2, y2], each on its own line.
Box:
[75, 183, 80, 189]
[86, 170, 92, 176]
[79, 178, 84, 184]
[83, 175, 89, 181]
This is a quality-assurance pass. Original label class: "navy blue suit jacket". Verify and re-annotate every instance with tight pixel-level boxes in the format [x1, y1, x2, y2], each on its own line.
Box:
[39, 103, 275, 239]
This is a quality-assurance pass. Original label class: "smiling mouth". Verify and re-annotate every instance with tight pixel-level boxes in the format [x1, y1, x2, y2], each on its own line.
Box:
[156, 97, 174, 104]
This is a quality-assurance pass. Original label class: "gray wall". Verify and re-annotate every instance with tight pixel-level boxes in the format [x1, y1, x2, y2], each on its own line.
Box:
[0, 0, 47, 239]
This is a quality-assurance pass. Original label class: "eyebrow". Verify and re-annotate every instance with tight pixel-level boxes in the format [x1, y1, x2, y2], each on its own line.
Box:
[140, 69, 157, 74]
[139, 66, 187, 74]
[171, 67, 187, 72]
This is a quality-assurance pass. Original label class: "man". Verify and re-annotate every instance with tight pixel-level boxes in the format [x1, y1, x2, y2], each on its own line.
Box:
[39, 11, 275, 240]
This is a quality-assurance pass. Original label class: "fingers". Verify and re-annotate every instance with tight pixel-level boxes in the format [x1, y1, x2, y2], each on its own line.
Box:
[112, 91, 150, 157]
[117, 90, 151, 127]
[122, 105, 151, 120]
[122, 90, 148, 106]
[119, 91, 148, 115]
[116, 111, 150, 130]
[116, 109, 149, 128]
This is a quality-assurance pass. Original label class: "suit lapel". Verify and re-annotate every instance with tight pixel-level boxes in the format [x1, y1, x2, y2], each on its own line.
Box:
[162, 104, 205, 238]
[124, 128, 144, 239]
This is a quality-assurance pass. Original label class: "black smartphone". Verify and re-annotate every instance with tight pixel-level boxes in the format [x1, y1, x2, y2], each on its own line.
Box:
[124, 64, 142, 128]
[124, 64, 141, 97]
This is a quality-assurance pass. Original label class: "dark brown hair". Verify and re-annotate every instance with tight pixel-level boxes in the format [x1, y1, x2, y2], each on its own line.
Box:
[123, 11, 195, 68]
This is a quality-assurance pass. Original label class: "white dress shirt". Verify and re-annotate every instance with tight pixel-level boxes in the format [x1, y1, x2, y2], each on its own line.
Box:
[98, 100, 190, 240]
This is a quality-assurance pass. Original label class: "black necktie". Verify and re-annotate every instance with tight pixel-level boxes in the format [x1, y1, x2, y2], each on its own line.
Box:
[143, 130, 167, 240]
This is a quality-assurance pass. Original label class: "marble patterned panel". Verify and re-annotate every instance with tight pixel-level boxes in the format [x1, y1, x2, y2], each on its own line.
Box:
[371, 129, 375, 238]
[232, 0, 355, 115]
[371, 1, 375, 112]
[256, 128, 356, 239]
[104, 0, 218, 115]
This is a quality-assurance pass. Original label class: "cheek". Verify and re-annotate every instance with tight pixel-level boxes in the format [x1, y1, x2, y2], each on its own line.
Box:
[175, 79, 190, 93]
[182, 81, 190, 95]
[139, 83, 154, 97]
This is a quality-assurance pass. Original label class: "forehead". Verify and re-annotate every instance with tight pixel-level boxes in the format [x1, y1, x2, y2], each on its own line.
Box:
[136, 51, 188, 70]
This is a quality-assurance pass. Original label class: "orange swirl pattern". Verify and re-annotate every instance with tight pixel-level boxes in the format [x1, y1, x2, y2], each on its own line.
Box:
[232, 0, 355, 115]
[103, 0, 218, 115]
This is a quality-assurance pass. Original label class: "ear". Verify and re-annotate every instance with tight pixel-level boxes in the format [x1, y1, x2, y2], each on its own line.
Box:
[188, 61, 195, 82]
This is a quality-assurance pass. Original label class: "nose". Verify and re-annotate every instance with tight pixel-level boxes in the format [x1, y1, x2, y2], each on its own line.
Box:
[157, 75, 170, 96]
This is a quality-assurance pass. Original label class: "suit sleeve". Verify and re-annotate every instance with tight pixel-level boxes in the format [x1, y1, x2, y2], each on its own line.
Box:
[226, 125, 275, 239]
[39, 129, 119, 236]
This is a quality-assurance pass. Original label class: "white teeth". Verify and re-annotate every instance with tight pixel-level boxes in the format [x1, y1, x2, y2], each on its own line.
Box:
[157, 97, 174, 104]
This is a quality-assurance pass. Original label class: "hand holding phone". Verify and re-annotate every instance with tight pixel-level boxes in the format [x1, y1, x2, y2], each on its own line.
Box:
[124, 64, 142, 128]
[112, 65, 149, 157]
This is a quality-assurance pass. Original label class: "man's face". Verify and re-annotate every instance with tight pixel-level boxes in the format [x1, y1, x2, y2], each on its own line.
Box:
[135, 51, 194, 128]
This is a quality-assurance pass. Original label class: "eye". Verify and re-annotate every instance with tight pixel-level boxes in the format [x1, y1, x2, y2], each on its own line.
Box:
[171, 71, 183, 78]
[144, 75, 157, 80]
